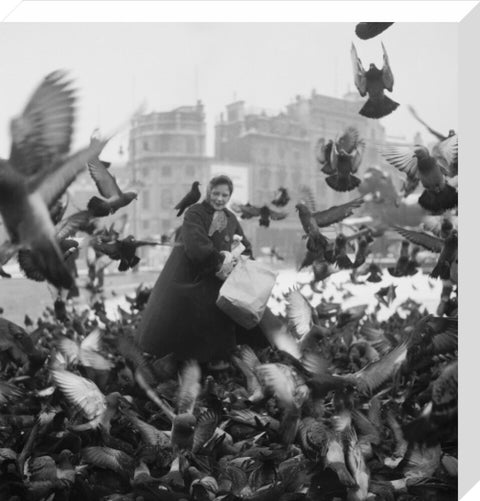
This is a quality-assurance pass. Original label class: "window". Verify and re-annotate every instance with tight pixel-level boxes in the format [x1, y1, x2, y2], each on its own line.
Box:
[142, 166, 150, 178]
[142, 140, 149, 151]
[277, 168, 287, 186]
[142, 220, 150, 230]
[186, 136, 195, 154]
[160, 136, 170, 152]
[142, 190, 150, 210]
[293, 150, 301, 161]
[185, 165, 195, 177]
[162, 219, 171, 233]
[162, 165, 172, 177]
[259, 168, 270, 189]
[161, 189, 173, 209]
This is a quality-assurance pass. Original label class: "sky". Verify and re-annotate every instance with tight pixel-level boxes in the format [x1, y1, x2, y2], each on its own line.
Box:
[0, 22, 458, 160]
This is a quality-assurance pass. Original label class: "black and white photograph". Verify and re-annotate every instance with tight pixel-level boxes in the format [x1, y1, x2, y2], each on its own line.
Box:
[0, 6, 462, 501]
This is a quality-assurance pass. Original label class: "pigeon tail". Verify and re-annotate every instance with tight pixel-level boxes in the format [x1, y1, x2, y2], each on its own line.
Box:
[175, 206, 186, 217]
[418, 185, 458, 213]
[430, 261, 450, 280]
[87, 196, 111, 217]
[387, 267, 403, 278]
[359, 96, 399, 119]
[367, 273, 382, 283]
[325, 174, 361, 192]
[327, 462, 357, 488]
[336, 255, 354, 269]
[31, 238, 74, 289]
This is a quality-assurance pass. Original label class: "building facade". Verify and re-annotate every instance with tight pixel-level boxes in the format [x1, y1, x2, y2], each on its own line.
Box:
[128, 101, 211, 241]
[215, 90, 388, 263]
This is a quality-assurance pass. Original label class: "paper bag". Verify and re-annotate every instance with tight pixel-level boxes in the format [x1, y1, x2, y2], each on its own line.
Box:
[216, 259, 278, 329]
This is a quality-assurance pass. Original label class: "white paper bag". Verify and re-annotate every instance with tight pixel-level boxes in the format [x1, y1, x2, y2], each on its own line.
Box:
[216, 259, 278, 329]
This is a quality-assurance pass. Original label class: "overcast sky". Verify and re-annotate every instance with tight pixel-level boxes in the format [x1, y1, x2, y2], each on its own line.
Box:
[0, 22, 457, 160]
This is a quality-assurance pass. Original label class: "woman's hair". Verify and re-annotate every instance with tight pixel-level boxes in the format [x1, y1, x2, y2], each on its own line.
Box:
[207, 174, 234, 195]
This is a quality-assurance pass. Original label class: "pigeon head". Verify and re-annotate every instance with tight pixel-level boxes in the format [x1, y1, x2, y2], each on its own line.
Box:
[125, 192, 138, 203]
[295, 202, 307, 213]
[413, 146, 430, 160]
[193, 181, 200, 188]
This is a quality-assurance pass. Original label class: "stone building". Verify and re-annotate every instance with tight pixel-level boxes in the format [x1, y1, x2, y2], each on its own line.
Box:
[128, 101, 211, 240]
[215, 90, 387, 263]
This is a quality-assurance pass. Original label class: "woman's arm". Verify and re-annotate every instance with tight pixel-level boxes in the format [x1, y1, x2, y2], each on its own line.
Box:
[182, 206, 224, 274]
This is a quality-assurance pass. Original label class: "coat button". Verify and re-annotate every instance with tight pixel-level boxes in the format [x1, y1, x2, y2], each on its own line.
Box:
[224, 235, 230, 242]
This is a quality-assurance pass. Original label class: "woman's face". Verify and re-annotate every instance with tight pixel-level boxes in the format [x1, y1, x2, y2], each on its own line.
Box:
[208, 183, 231, 210]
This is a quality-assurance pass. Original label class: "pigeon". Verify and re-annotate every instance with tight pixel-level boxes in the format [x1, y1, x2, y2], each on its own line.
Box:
[388, 241, 416, 277]
[402, 361, 457, 445]
[394, 226, 457, 281]
[271, 187, 290, 208]
[51, 369, 125, 433]
[175, 181, 201, 217]
[382, 137, 458, 212]
[295, 203, 332, 257]
[355, 22, 394, 40]
[93, 234, 163, 271]
[315, 138, 335, 174]
[0, 70, 108, 289]
[16, 210, 95, 285]
[351, 42, 399, 119]
[325, 127, 365, 192]
[87, 143, 138, 217]
[231, 203, 288, 228]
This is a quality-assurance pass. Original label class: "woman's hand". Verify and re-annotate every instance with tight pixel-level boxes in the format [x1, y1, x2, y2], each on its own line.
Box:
[215, 251, 235, 281]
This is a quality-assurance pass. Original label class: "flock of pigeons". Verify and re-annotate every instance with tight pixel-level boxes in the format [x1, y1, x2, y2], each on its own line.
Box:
[0, 21, 458, 501]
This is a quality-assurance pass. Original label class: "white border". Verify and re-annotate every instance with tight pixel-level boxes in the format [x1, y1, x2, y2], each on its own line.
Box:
[0, 1, 477, 23]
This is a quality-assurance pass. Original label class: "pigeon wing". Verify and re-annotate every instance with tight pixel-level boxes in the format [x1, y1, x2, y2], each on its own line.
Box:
[88, 157, 122, 198]
[51, 369, 106, 421]
[177, 360, 201, 415]
[55, 210, 93, 240]
[381, 145, 419, 179]
[313, 197, 364, 227]
[394, 226, 444, 253]
[36, 139, 108, 208]
[269, 208, 288, 221]
[351, 44, 367, 97]
[286, 289, 313, 338]
[9, 70, 76, 177]
[381, 42, 395, 91]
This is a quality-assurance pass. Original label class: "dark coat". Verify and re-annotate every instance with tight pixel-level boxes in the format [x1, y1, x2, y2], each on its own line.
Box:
[136, 200, 267, 362]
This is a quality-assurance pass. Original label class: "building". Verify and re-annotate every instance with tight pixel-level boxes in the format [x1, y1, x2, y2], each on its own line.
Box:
[128, 101, 211, 241]
[215, 90, 387, 262]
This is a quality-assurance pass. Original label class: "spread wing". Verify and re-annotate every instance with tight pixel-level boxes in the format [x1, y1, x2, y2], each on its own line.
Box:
[51, 369, 105, 421]
[434, 134, 458, 176]
[351, 43, 367, 97]
[55, 210, 94, 240]
[269, 208, 288, 221]
[313, 197, 364, 227]
[286, 289, 313, 339]
[381, 42, 395, 91]
[351, 339, 410, 395]
[177, 360, 201, 415]
[37, 139, 108, 209]
[381, 145, 418, 179]
[298, 185, 317, 213]
[394, 226, 444, 253]
[9, 70, 76, 177]
[88, 156, 122, 198]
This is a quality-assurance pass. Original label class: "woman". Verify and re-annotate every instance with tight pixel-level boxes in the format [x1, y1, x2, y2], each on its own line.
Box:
[136, 175, 275, 365]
